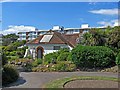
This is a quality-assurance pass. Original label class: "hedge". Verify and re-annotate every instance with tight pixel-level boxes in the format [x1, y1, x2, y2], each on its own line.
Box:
[71, 45, 115, 68]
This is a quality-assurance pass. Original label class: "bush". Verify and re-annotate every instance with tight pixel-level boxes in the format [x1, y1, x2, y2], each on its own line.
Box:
[9, 51, 17, 56]
[51, 61, 76, 72]
[2, 52, 8, 65]
[44, 48, 70, 64]
[26, 55, 32, 59]
[116, 52, 120, 65]
[23, 63, 32, 72]
[67, 52, 72, 61]
[71, 45, 115, 68]
[2, 64, 19, 85]
[57, 48, 70, 54]
[32, 61, 76, 72]
[44, 52, 58, 64]
[7, 56, 19, 61]
[16, 50, 24, 58]
[32, 59, 43, 67]
[57, 52, 70, 61]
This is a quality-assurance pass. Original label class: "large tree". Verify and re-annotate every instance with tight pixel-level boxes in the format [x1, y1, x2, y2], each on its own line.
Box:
[107, 26, 120, 49]
[80, 28, 106, 46]
[2, 34, 19, 46]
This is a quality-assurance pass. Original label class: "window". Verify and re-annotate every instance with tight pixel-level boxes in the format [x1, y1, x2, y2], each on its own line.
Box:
[75, 29, 79, 32]
[53, 46, 60, 50]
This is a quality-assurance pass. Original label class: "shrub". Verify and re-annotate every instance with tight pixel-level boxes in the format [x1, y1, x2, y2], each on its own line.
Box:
[23, 62, 32, 72]
[116, 52, 120, 65]
[26, 55, 32, 59]
[32, 61, 76, 72]
[9, 51, 17, 56]
[16, 50, 25, 58]
[44, 48, 70, 64]
[2, 52, 8, 65]
[44, 52, 58, 64]
[2, 64, 19, 85]
[67, 52, 72, 61]
[71, 45, 115, 68]
[57, 52, 70, 61]
[8, 56, 19, 61]
[57, 48, 70, 54]
[53, 61, 76, 72]
[32, 59, 43, 67]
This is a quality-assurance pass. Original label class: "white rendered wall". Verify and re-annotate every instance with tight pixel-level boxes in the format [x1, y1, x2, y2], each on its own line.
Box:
[27, 44, 73, 56]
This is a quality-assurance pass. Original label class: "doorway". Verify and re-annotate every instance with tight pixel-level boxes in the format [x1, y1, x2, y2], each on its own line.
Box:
[36, 46, 44, 59]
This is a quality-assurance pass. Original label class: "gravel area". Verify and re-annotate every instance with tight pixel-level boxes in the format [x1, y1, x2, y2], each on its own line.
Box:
[64, 80, 118, 88]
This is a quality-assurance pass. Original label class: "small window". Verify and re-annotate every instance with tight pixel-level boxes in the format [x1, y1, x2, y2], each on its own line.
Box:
[53, 46, 60, 50]
[75, 29, 79, 32]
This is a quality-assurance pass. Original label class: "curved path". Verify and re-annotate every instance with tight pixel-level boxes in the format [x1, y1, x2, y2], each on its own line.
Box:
[4, 72, 118, 88]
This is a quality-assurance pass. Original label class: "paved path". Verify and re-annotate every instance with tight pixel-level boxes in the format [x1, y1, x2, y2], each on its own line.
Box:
[4, 72, 118, 88]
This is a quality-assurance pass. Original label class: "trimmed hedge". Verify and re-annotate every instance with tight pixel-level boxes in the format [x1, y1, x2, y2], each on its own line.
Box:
[71, 45, 115, 68]
[2, 64, 19, 85]
[116, 52, 120, 65]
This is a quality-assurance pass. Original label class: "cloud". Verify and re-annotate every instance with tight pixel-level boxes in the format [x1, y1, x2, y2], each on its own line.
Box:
[89, 8, 118, 15]
[0, 0, 13, 2]
[88, 1, 97, 5]
[97, 19, 119, 27]
[1, 25, 36, 35]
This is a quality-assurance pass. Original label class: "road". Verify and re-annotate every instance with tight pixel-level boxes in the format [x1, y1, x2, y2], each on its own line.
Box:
[4, 72, 118, 88]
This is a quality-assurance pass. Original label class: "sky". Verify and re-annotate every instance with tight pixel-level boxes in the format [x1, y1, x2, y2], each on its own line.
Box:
[0, 1, 119, 34]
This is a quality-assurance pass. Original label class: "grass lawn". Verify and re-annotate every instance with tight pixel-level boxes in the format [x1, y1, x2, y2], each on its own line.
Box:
[43, 76, 118, 88]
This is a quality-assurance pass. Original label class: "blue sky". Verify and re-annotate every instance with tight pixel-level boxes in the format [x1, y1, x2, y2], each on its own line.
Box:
[1, 2, 118, 34]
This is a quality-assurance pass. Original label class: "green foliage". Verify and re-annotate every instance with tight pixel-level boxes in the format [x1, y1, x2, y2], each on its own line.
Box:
[44, 48, 70, 64]
[57, 52, 70, 61]
[16, 50, 24, 58]
[7, 56, 19, 61]
[71, 45, 115, 68]
[32, 59, 42, 67]
[44, 52, 58, 64]
[9, 51, 17, 56]
[32, 61, 76, 72]
[53, 61, 76, 72]
[116, 52, 120, 65]
[26, 55, 32, 59]
[24, 63, 32, 72]
[81, 29, 106, 46]
[2, 52, 7, 65]
[107, 27, 120, 49]
[57, 48, 70, 54]
[2, 34, 19, 46]
[2, 64, 19, 85]
[4, 40, 26, 52]
[67, 52, 72, 61]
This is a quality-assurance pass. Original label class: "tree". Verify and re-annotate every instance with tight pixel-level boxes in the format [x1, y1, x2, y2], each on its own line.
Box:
[107, 26, 120, 49]
[2, 34, 19, 46]
[80, 28, 106, 46]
